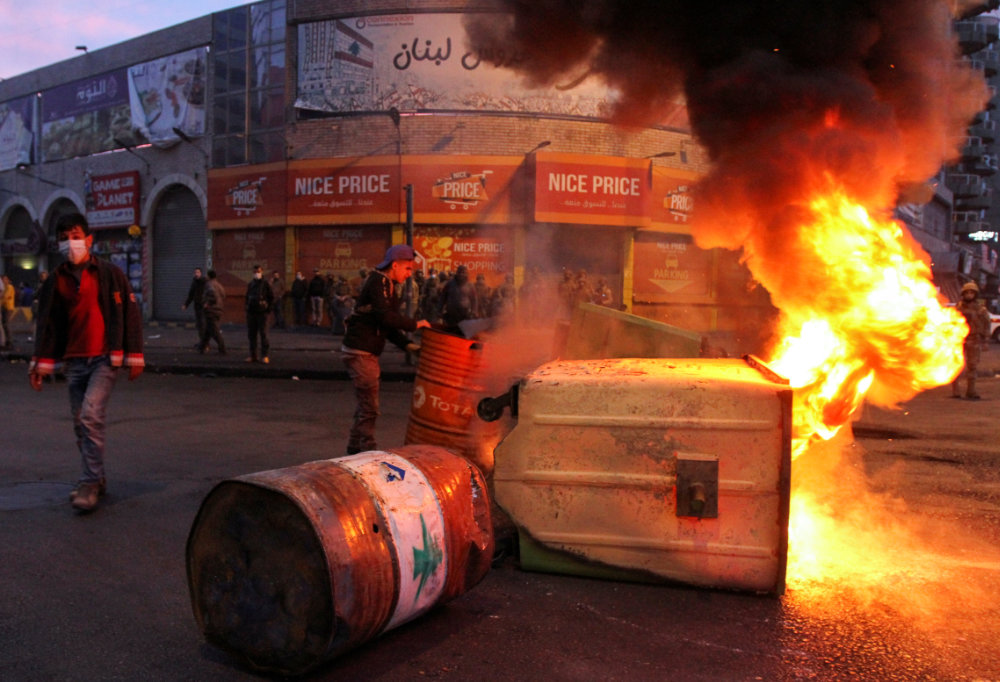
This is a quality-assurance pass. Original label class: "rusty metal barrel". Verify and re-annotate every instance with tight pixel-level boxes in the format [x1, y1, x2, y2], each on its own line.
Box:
[405, 328, 501, 475]
[185, 444, 494, 676]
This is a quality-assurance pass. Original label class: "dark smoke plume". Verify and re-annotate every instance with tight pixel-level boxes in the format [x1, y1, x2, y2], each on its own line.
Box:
[465, 1, 987, 308]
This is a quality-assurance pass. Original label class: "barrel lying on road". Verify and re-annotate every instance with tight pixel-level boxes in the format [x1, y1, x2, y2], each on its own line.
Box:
[186, 444, 495, 676]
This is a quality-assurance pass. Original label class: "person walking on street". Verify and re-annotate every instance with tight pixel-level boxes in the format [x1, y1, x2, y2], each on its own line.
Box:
[291, 271, 307, 327]
[951, 281, 991, 400]
[438, 264, 479, 333]
[245, 264, 274, 363]
[341, 244, 430, 454]
[1, 274, 15, 349]
[199, 270, 226, 354]
[269, 270, 286, 329]
[331, 275, 354, 335]
[308, 268, 326, 326]
[181, 267, 206, 348]
[28, 213, 144, 513]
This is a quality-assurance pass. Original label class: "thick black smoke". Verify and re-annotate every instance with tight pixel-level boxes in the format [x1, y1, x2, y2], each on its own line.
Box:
[465, 1, 987, 291]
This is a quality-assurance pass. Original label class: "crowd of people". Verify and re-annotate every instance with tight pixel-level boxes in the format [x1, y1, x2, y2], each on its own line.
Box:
[251, 264, 617, 336]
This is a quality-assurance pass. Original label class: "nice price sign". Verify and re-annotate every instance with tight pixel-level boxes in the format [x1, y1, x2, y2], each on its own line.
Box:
[534, 152, 651, 227]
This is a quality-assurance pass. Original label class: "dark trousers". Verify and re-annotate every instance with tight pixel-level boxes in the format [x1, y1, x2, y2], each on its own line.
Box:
[247, 312, 270, 359]
[293, 298, 307, 326]
[193, 305, 206, 339]
[342, 350, 380, 453]
[199, 313, 225, 352]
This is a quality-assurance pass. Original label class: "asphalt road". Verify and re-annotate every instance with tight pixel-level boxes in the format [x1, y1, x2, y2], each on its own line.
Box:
[1, 359, 998, 681]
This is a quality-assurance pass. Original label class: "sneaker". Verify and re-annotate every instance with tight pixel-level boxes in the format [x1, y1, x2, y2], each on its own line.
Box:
[262, 356, 270, 364]
[69, 478, 106, 501]
[70, 482, 101, 512]
[245, 356, 257, 363]
[967, 394, 982, 400]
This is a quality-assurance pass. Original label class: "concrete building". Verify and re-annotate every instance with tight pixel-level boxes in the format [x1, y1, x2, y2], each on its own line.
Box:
[4, 0, 993, 354]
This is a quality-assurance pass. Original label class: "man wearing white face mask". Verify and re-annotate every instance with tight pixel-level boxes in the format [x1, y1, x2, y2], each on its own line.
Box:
[29, 213, 144, 513]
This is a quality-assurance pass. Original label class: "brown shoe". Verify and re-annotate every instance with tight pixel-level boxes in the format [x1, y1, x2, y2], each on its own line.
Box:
[69, 479, 106, 501]
[71, 482, 101, 513]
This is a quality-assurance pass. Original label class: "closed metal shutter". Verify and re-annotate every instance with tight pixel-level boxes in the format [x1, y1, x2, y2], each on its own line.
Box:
[152, 186, 206, 321]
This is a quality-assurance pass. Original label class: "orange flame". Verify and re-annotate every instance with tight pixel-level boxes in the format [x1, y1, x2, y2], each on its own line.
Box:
[762, 190, 968, 458]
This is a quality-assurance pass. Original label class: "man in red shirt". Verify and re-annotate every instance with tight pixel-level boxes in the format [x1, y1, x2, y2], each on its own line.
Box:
[29, 213, 144, 513]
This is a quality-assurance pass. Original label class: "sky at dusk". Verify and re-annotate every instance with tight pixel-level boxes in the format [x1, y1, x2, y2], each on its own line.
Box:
[0, 0, 248, 80]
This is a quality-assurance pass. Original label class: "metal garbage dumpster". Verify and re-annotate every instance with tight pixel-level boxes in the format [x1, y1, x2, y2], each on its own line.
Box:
[186, 444, 494, 675]
[491, 357, 791, 595]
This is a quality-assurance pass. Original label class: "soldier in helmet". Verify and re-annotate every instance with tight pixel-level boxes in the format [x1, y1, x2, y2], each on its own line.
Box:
[952, 281, 991, 400]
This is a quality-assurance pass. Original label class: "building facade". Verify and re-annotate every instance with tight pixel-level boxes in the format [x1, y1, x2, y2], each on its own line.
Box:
[4, 0, 990, 354]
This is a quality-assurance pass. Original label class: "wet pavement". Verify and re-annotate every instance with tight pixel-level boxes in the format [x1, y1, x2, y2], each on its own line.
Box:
[1, 319, 419, 381]
[1, 320, 999, 680]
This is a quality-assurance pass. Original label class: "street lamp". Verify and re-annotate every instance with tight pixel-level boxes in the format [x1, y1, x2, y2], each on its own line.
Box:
[527, 140, 552, 154]
[171, 127, 209, 162]
[113, 137, 151, 174]
[16, 163, 66, 189]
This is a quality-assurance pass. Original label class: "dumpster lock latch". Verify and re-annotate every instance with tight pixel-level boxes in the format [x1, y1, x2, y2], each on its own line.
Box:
[477, 384, 519, 422]
[675, 454, 718, 519]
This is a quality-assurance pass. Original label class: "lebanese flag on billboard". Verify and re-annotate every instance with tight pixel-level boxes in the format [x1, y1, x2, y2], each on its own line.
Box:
[334, 20, 374, 68]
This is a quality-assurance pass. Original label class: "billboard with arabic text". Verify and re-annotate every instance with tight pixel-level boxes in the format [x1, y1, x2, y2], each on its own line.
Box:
[295, 13, 677, 122]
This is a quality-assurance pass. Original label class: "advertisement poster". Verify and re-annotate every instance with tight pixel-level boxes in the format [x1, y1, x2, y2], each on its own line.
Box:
[405, 155, 522, 224]
[414, 225, 512, 287]
[296, 14, 624, 120]
[212, 228, 286, 320]
[287, 158, 400, 224]
[534, 152, 651, 227]
[127, 47, 207, 146]
[207, 163, 288, 228]
[0, 95, 34, 170]
[85, 171, 140, 229]
[648, 166, 699, 234]
[297, 226, 388, 279]
[41, 69, 132, 161]
[632, 234, 712, 301]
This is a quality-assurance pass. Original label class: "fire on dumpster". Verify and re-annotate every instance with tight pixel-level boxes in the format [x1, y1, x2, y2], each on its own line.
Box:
[465, 0, 991, 600]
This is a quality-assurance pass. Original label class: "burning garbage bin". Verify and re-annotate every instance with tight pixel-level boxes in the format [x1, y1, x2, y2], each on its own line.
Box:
[485, 356, 792, 595]
[405, 328, 502, 475]
[186, 444, 494, 676]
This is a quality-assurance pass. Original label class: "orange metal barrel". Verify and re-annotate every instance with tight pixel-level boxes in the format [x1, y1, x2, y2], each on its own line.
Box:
[405, 329, 500, 474]
[185, 444, 494, 676]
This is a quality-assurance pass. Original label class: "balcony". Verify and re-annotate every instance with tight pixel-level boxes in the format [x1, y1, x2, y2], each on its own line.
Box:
[957, 0, 1000, 20]
[961, 136, 987, 160]
[954, 211, 990, 234]
[957, 20, 991, 53]
[968, 153, 1000, 175]
[977, 48, 1000, 76]
[970, 118, 998, 142]
[945, 173, 987, 197]
[955, 187, 993, 211]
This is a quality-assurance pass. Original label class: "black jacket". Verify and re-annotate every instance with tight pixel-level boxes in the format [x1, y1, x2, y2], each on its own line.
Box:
[343, 270, 417, 356]
[245, 277, 274, 315]
[184, 276, 205, 307]
[32, 257, 144, 373]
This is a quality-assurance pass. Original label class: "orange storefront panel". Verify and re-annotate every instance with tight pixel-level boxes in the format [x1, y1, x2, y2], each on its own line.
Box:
[207, 163, 288, 229]
[633, 233, 714, 302]
[296, 226, 390, 279]
[287, 158, 401, 224]
[414, 225, 513, 287]
[212, 228, 286, 320]
[647, 166, 700, 235]
[534, 152, 651, 227]
[405, 155, 524, 224]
